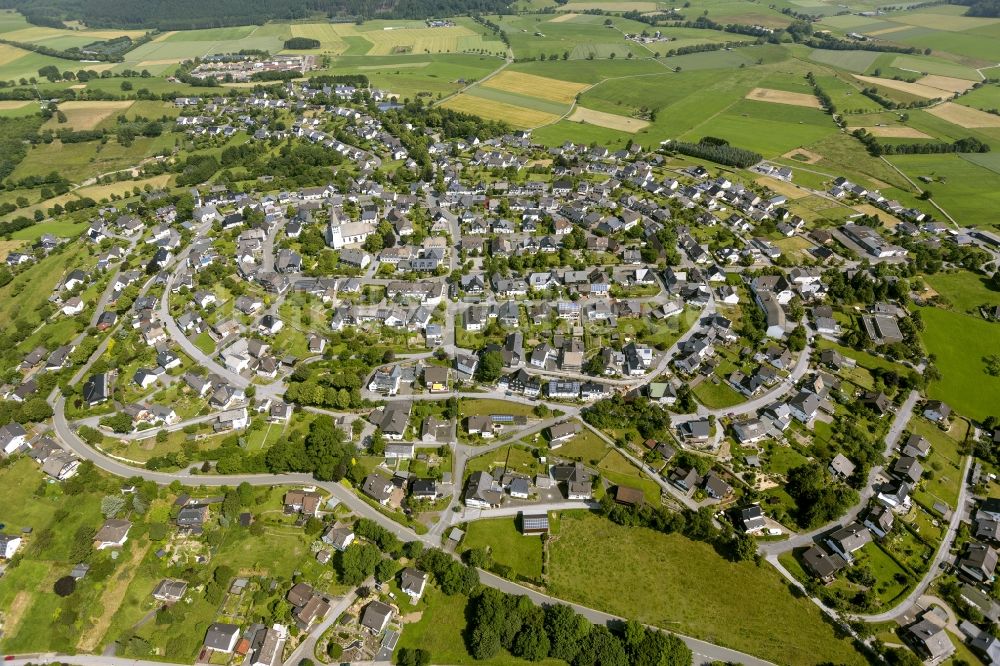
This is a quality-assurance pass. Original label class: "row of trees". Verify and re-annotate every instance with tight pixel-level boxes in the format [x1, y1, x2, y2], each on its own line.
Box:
[11, 0, 514, 31]
[467, 586, 692, 665]
[853, 129, 991, 156]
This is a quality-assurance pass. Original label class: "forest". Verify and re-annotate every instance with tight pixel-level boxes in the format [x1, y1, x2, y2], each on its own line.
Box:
[0, 0, 514, 30]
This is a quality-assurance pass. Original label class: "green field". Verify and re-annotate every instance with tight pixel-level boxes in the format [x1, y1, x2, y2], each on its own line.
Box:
[596, 450, 661, 503]
[318, 53, 502, 99]
[813, 73, 882, 114]
[808, 48, 881, 73]
[397, 588, 563, 666]
[466, 444, 543, 478]
[0, 459, 110, 653]
[0, 242, 90, 333]
[924, 270, 1000, 315]
[551, 426, 610, 464]
[460, 517, 544, 580]
[693, 378, 746, 409]
[548, 512, 866, 665]
[957, 84, 1000, 112]
[461, 399, 536, 418]
[888, 154, 1000, 228]
[920, 306, 1000, 421]
[909, 416, 967, 511]
[497, 13, 654, 61]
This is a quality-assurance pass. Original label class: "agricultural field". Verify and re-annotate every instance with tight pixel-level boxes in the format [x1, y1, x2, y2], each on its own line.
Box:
[957, 84, 1000, 112]
[120, 24, 290, 72]
[45, 100, 134, 131]
[481, 70, 589, 104]
[317, 53, 503, 99]
[284, 19, 505, 57]
[13, 132, 176, 184]
[744, 87, 820, 108]
[566, 106, 648, 132]
[925, 102, 1000, 129]
[548, 512, 867, 666]
[919, 306, 1000, 422]
[496, 13, 660, 61]
[924, 269, 1000, 315]
[888, 153, 1000, 227]
[442, 92, 562, 128]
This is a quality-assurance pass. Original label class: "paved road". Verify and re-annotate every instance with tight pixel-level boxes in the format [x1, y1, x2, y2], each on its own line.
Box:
[759, 390, 920, 556]
[580, 420, 704, 511]
[157, 222, 252, 390]
[73, 412, 221, 440]
[478, 570, 775, 666]
[855, 455, 973, 623]
[3, 658, 191, 666]
[283, 583, 364, 666]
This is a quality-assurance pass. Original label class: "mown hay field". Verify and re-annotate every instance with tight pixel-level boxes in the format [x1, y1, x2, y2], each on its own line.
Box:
[481, 70, 589, 104]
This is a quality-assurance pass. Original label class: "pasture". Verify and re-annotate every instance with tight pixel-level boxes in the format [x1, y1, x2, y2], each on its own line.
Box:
[288, 19, 505, 57]
[808, 49, 880, 73]
[888, 153, 1000, 227]
[49, 100, 133, 130]
[846, 126, 931, 138]
[0, 99, 37, 117]
[892, 55, 980, 81]
[548, 512, 868, 666]
[812, 73, 882, 114]
[919, 307, 1000, 422]
[497, 13, 652, 61]
[122, 24, 289, 67]
[957, 84, 1000, 112]
[321, 53, 501, 99]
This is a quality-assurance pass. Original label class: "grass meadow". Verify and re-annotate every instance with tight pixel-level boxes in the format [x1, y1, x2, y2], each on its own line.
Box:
[547, 512, 867, 666]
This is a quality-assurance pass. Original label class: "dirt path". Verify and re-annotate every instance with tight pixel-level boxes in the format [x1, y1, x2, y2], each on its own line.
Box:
[2, 591, 32, 642]
[77, 541, 151, 652]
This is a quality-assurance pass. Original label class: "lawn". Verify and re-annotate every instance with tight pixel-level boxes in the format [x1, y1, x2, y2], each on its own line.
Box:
[909, 416, 967, 511]
[919, 306, 1000, 421]
[855, 542, 911, 606]
[547, 512, 866, 665]
[461, 399, 536, 418]
[460, 517, 544, 581]
[396, 587, 563, 666]
[763, 441, 811, 476]
[693, 378, 745, 409]
[596, 450, 661, 503]
[0, 459, 114, 654]
[466, 444, 543, 479]
[551, 425, 609, 464]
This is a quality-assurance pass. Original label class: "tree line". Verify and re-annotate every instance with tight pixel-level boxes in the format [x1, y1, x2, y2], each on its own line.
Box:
[4, 0, 514, 30]
[853, 128, 990, 156]
[467, 586, 693, 666]
[664, 138, 762, 168]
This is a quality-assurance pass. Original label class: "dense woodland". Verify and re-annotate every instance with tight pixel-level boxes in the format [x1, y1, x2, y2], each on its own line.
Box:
[0, 0, 514, 29]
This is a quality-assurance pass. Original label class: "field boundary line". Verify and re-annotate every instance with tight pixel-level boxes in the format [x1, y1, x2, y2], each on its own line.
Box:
[879, 156, 957, 227]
